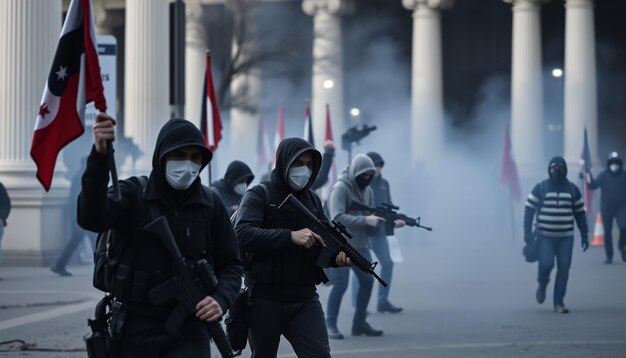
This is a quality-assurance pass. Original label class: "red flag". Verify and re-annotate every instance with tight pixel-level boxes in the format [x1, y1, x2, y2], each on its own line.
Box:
[500, 125, 522, 202]
[273, 102, 286, 167]
[256, 115, 272, 174]
[31, 0, 106, 191]
[320, 104, 337, 202]
[303, 100, 314, 146]
[580, 127, 594, 212]
[201, 53, 223, 152]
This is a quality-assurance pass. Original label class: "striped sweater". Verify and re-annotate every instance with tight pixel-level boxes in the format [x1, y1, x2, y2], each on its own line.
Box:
[524, 179, 588, 238]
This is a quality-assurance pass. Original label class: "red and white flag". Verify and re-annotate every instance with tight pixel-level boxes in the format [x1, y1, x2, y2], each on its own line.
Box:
[200, 52, 223, 152]
[303, 100, 314, 146]
[31, 0, 106, 191]
[500, 125, 522, 202]
[320, 104, 337, 202]
[273, 102, 286, 166]
[256, 115, 272, 175]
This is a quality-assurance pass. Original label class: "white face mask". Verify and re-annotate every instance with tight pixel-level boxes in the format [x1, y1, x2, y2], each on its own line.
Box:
[288, 165, 312, 191]
[233, 183, 247, 196]
[165, 160, 201, 190]
[609, 164, 620, 173]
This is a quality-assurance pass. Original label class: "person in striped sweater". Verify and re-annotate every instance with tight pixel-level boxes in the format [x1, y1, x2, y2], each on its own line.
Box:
[524, 156, 589, 314]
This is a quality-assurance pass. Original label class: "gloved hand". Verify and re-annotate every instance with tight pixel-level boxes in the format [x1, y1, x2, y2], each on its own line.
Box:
[581, 236, 589, 252]
[524, 232, 533, 244]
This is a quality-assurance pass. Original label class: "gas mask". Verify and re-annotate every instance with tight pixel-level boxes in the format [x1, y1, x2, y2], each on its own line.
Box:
[233, 183, 248, 196]
[288, 166, 312, 191]
[165, 160, 200, 190]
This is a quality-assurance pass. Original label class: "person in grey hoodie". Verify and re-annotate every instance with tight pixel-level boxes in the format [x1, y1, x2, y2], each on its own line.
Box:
[325, 154, 385, 339]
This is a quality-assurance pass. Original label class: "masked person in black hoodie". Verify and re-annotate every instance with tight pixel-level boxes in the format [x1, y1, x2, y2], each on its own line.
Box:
[233, 137, 350, 358]
[78, 114, 243, 357]
[524, 156, 588, 314]
[586, 152, 626, 264]
[211, 160, 255, 217]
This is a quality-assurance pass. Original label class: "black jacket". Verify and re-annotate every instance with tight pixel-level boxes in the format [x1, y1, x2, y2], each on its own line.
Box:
[78, 119, 243, 315]
[211, 160, 254, 217]
[588, 168, 626, 212]
[234, 138, 331, 297]
[0, 182, 10, 226]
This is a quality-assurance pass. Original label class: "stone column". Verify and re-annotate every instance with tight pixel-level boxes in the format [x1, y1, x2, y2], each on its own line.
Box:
[402, 0, 452, 165]
[302, 0, 354, 150]
[504, 0, 544, 175]
[124, 0, 170, 175]
[228, 2, 262, 168]
[0, 0, 69, 265]
[563, 0, 598, 166]
[185, 0, 207, 129]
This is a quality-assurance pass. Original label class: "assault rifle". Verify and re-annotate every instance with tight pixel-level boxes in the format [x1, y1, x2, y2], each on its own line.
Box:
[349, 201, 432, 236]
[144, 216, 237, 358]
[277, 194, 388, 287]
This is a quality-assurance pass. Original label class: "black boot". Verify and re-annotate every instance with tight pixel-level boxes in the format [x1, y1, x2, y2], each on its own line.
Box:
[352, 321, 383, 337]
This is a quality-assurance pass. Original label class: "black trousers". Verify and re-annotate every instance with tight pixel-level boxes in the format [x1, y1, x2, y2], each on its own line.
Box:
[602, 207, 626, 260]
[248, 292, 331, 358]
[115, 314, 211, 358]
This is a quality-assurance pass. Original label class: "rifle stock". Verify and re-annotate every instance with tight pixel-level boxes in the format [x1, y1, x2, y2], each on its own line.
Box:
[277, 194, 388, 287]
[144, 216, 236, 358]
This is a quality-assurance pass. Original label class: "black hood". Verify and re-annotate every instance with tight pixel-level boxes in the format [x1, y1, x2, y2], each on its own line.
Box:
[271, 137, 322, 192]
[548, 156, 568, 182]
[151, 118, 213, 193]
[366, 152, 385, 166]
[224, 160, 254, 188]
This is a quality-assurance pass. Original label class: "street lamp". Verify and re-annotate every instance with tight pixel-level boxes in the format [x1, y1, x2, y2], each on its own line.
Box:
[350, 107, 360, 117]
[552, 68, 563, 78]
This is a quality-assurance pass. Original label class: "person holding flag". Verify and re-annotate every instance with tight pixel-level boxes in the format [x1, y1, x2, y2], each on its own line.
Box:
[79, 115, 243, 356]
[585, 152, 626, 263]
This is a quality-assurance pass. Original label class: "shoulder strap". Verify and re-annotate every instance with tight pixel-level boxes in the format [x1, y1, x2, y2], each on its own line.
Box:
[258, 182, 274, 225]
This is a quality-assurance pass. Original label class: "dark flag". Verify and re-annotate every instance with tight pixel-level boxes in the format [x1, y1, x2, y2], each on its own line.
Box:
[500, 125, 522, 202]
[580, 127, 593, 212]
[200, 52, 223, 152]
[31, 0, 106, 191]
[303, 100, 314, 146]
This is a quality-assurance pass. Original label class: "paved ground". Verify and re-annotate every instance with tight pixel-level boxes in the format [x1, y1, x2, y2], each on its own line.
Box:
[1, 231, 625, 357]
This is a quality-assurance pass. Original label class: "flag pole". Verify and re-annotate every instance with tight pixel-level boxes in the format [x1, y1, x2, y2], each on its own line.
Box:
[106, 139, 120, 201]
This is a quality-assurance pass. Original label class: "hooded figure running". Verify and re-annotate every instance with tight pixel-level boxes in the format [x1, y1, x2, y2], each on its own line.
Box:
[78, 114, 243, 357]
[523, 156, 588, 314]
[233, 137, 351, 357]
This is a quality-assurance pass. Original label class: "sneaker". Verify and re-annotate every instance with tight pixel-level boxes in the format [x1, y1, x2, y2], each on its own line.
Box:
[554, 305, 570, 314]
[50, 266, 72, 277]
[377, 302, 403, 313]
[604, 258, 613, 265]
[327, 326, 344, 340]
[536, 284, 546, 304]
[352, 321, 383, 337]
[619, 248, 626, 263]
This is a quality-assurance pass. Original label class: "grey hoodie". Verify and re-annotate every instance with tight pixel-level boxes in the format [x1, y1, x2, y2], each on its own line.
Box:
[328, 154, 376, 249]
